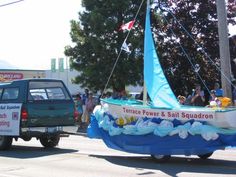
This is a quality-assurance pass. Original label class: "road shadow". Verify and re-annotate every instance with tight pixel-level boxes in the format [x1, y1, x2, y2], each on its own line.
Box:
[90, 154, 236, 176]
[0, 145, 78, 159]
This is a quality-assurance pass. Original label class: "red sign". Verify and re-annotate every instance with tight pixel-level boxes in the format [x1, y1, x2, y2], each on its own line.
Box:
[0, 73, 23, 81]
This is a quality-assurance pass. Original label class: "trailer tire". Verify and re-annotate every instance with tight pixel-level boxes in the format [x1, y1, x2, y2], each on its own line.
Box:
[198, 152, 213, 159]
[0, 136, 13, 150]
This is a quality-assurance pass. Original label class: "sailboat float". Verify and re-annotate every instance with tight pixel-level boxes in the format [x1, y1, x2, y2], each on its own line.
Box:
[88, 0, 236, 160]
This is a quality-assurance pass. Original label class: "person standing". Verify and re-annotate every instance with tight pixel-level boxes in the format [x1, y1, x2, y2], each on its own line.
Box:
[82, 89, 89, 105]
[208, 90, 222, 107]
[177, 95, 186, 105]
[191, 84, 205, 106]
[233, 82, 236, 106]
[183, 90, 192, 105]
[214, 82, 224, 97]
[85, 93, 95, 125]
[81, 89, 89, 123]
[75, 94, 83, 127]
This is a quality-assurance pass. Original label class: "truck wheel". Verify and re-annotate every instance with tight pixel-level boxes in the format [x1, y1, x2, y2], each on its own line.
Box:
[40, 135, 60, 148]
[0, 136, 13, 150]
[151, 155, 171, 162]
[198, 152, 213, 159]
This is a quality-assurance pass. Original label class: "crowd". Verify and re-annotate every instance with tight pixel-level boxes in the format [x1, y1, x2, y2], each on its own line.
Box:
[74, 88, 131, 130]
[74, 89, 96, 129]
[177, 82, 236, 107]
[74, 82, 236, 129]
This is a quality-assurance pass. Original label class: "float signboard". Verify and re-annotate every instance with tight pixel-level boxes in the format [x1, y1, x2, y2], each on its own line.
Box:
[107, 103, 216, 121]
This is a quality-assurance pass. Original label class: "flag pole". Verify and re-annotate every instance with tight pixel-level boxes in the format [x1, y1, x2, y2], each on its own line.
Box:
[66, 57, 69, 87]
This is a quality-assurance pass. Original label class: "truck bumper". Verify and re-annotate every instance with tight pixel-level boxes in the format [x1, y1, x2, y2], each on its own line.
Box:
[21, 125, 78, 135]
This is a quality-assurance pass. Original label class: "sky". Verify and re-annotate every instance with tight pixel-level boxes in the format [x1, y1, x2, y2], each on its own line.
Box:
[0, 0, 82, 70]
[0, 0, 235, 70]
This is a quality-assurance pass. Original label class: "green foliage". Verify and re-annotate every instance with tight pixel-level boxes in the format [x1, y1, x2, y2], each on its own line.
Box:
[151, 0, 235, 95]
[65, 0, 145, 92]
[65, 0, 235, 95]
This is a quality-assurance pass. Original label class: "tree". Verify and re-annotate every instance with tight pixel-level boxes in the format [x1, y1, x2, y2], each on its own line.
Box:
[65, 0, 145, 93]
[151, 0, 236, 96]
[65, 0, 235, 96]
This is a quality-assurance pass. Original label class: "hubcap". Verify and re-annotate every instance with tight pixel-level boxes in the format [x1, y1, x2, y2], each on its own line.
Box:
[152, 155, 165, 159]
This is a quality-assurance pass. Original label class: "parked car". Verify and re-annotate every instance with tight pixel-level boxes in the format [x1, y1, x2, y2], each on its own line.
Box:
[0, 79, 78, 150]
[128, 92, 141, 100]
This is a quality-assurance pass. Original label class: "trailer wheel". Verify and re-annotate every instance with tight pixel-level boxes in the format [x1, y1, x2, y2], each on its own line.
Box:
[198, 152, 213, 159]
[0, 136, 13, 150]
[40, 135, 60, 148]
[151, 155, 171, 162]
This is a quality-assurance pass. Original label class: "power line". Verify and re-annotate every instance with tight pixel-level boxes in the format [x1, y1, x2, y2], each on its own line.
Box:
[0, 0, 24, 8]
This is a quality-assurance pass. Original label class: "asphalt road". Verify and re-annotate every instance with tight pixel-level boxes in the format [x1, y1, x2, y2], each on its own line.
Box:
[0, 133, 235, 177]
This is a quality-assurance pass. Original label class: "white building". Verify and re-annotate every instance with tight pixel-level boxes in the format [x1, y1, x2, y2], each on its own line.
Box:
[45, 69, 83, 95]
[0, 68, 141, 96]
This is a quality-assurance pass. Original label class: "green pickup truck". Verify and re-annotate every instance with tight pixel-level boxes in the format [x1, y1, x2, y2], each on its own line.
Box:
[0, 79, 78, 150]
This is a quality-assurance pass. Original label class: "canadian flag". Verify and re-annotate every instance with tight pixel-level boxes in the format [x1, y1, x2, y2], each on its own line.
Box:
[119, 20, 135, 31]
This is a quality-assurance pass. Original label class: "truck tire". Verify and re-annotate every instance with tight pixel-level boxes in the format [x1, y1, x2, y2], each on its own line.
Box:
[40, 135, 60, 148]
[0, 136, 13, 150]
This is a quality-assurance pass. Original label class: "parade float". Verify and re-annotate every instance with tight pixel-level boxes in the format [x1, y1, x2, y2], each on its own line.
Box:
[88, 0, 236, 161]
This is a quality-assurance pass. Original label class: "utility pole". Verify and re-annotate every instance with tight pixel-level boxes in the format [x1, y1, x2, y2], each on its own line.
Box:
[216, 0, 232, 99]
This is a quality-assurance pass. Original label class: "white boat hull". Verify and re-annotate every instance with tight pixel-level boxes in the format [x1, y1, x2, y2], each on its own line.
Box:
[100, 100, 236, 129]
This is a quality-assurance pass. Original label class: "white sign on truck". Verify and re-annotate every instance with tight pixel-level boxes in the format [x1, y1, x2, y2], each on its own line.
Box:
[0, 103, 22, 136]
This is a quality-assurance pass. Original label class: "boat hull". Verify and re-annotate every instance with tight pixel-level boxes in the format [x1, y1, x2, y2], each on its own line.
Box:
[101, 99, 236, 129]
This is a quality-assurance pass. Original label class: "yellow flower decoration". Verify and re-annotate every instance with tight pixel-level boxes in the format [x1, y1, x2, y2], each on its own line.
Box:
[218, 97, 231, 107]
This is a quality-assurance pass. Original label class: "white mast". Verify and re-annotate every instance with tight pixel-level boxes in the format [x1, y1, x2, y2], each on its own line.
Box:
[143, 81, 147, 105]
[143, 0, 150, 105]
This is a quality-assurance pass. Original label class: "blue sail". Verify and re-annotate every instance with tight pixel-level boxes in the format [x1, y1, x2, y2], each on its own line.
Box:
[144, 6, 180, 109]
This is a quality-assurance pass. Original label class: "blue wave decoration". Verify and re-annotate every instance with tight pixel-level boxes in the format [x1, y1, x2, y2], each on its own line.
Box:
[87, 108, 236, 155]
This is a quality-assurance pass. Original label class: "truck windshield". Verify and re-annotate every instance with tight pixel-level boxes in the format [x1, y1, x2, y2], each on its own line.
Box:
[28, 81, 71, 100]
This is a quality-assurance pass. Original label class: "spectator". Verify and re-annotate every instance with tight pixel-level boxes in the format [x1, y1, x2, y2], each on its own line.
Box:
[85, 93, 95, 125]
[233, 82, 236, 106]
[177, 95, 186, 105]
[75, 94, 83, 126]
[183, 90, 192, 105]
[81, 89, 89, 123]
[191, 84, 205, 106]
[208, 90, 221, 107]
[82, 89, 89, 105]
[106, 92, 112, 98]
[112, 89, 119, 99]
[118, 90, 128, 100]
[214, 82, 224, 97]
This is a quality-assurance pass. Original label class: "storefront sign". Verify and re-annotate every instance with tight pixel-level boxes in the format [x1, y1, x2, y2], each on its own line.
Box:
[0, 72, 23, 81]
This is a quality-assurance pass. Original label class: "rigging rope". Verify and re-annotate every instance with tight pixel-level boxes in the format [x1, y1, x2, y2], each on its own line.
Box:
[0, 0, 23, 7]
[101, 0, 145, 97]
[161, 8, 235, 89]
[161, 13, 211, 95]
